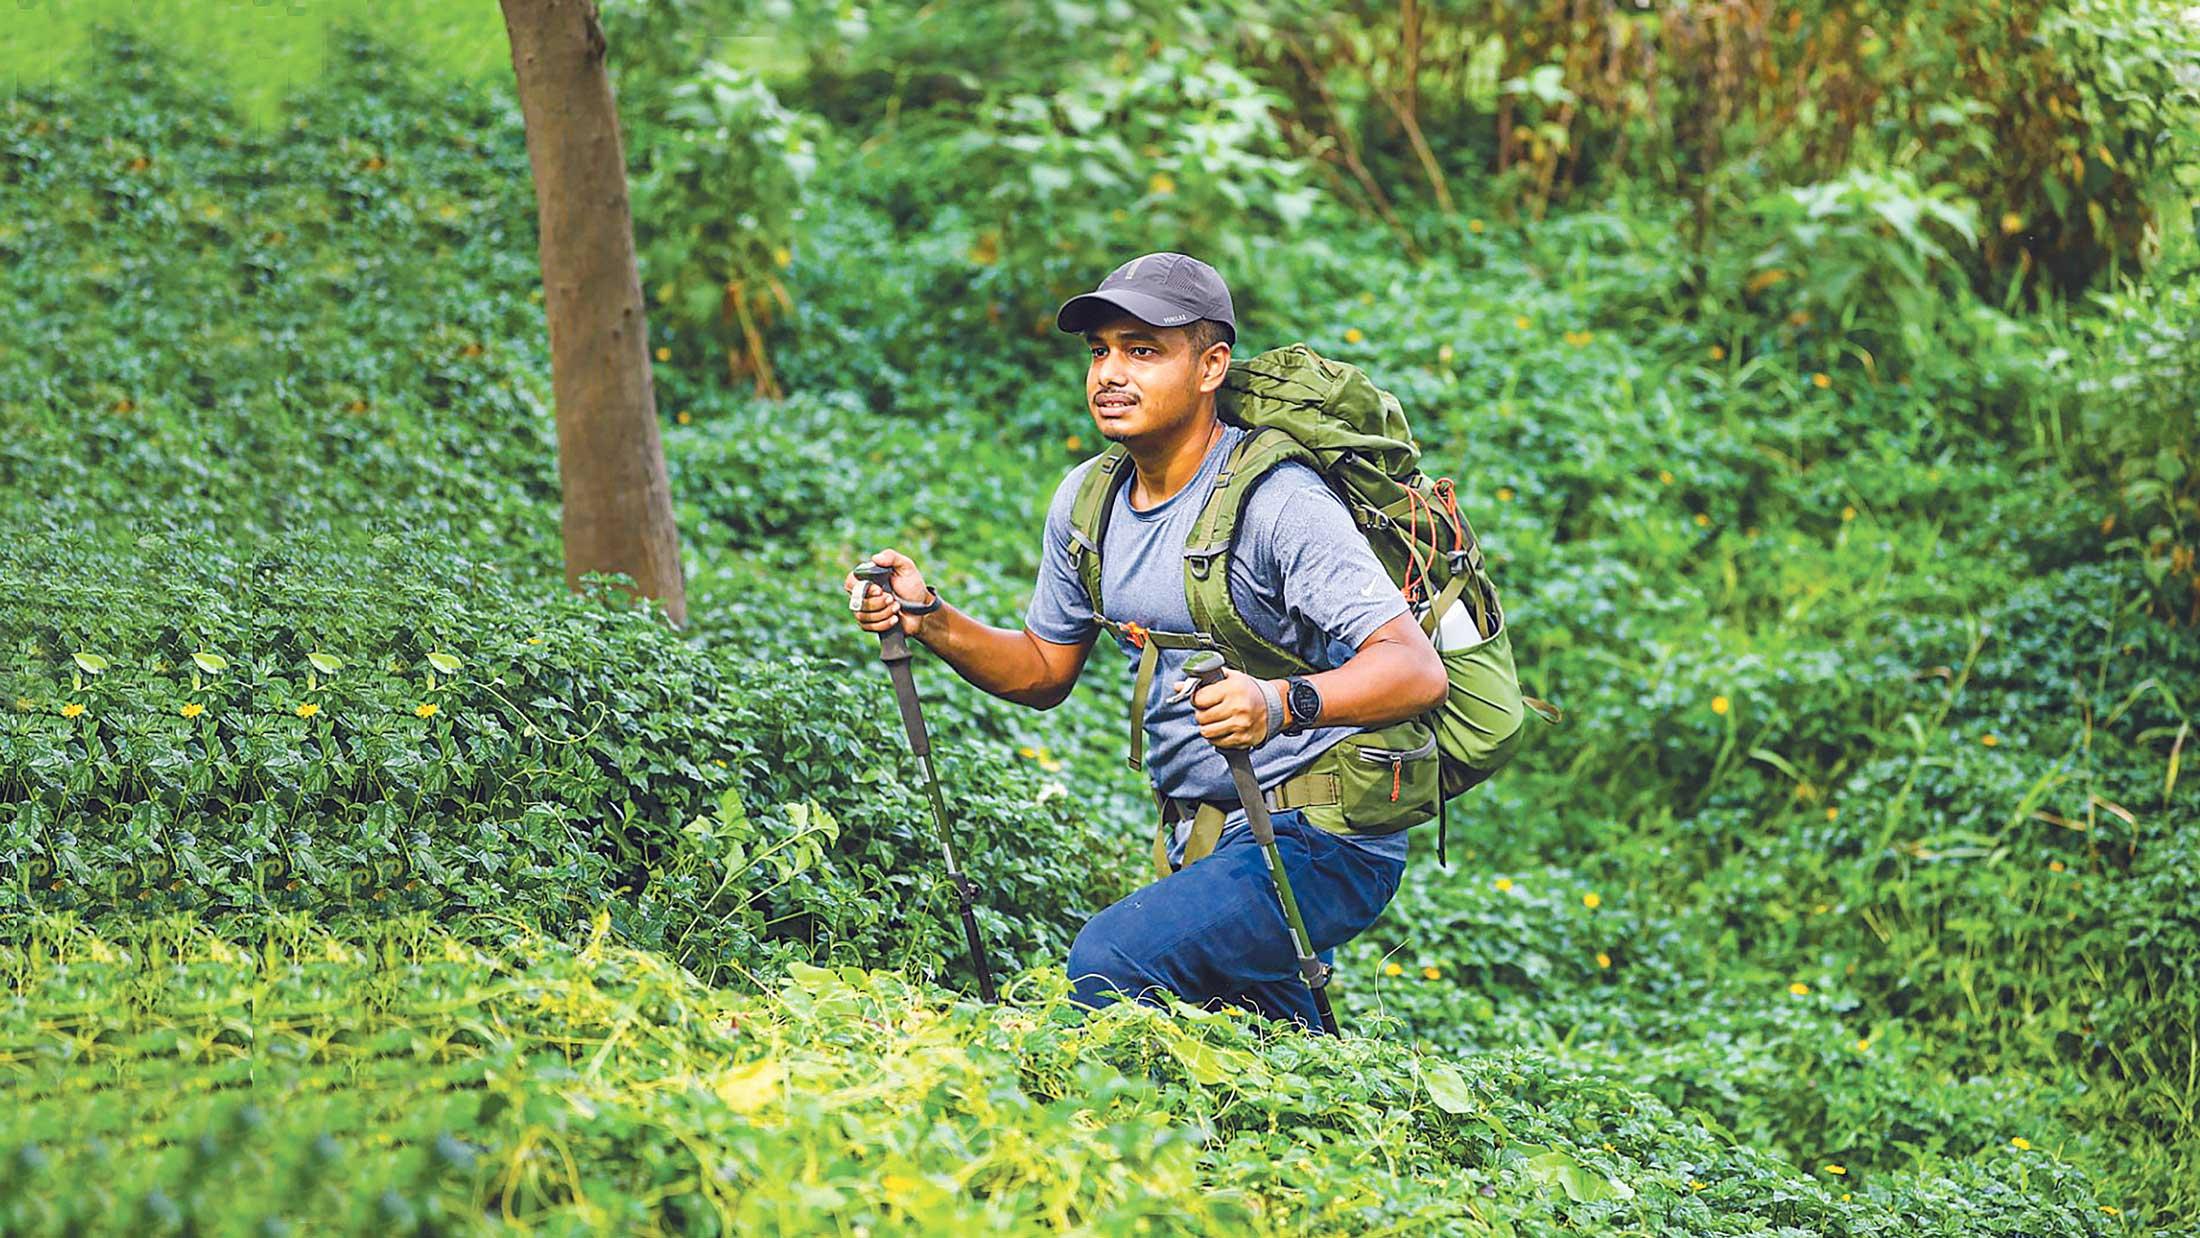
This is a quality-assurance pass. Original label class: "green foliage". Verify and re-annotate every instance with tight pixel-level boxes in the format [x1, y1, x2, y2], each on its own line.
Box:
[0, 918, 2126, 1234]
[0, 3, 509, 123]
[6, 12, 2199, 1233]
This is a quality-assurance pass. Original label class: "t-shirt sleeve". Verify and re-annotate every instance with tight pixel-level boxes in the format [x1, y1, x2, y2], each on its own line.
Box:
[1024, 460, 1100, 644]
[1245, 464, 1409, 652]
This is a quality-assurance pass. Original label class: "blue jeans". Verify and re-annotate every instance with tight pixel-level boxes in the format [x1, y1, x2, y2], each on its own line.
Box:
[1066, 809, 1407, 1034]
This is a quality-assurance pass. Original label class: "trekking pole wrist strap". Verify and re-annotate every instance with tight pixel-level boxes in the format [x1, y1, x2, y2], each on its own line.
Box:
[898, 586, 943, 615]
[1256, 677, 1286, 740]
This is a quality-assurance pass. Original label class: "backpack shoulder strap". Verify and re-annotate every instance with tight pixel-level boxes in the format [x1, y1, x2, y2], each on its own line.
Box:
[1182, 428, 1321, 681]
[1066, 445, 1132, 623]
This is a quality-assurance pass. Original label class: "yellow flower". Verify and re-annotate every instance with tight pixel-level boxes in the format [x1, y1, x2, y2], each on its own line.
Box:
[1790, 981, 1811, 996]
[1689, 1179, 1706, 1191]
[2000, 212, 2024, 236]
[1147, 172, 1175, 196]
[1981, 734, 1999, 747]
[1711, 695, 1730, 716]
[1493, 877, 1513, 892]
[1422, 966, 1441, 980]
[1468, 218, 1485, 234]
[179, 703, 205, 719]
[60, 703, 86, 719]
[1812, 372, 1832, 389]
[2101, 1206, 2120, 1216]
[1496, 487, 1515, 502]
[1824, 1164, 1846, 1176]
[1694, 512, 1711, 527]
[416, 702, 439, 718]
[655, 347, 671, 362]
[294, 702, 319, 718]
[1384, 962, 1404, 977]
[2048, 860, 2065, 873]
[1437, 343, 1454, 364]
[1826, 806, 1839, 821]
[1708, 344, 1726, 361]
[526, 636, 543, 645]
[1018, 745, 1038, 759]
[1658, 469, 1674, 485]
[1513, 315, 1531, 330]
[1066, 434, 1083, 452]
[2010, 1136, 2031, 1150]
[1595, 951, 1612, 969]
[773, 245, 793, 268]
[1582, 892, 1601, 910]
[712, 758, 728, 768]
[1855, 1038, 1871, 1052]
[1344, 327, 1364, 344]
[676, 410, 691, 425]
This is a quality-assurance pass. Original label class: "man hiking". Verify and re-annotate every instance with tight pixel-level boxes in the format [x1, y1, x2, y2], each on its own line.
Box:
[846, 251, 1449, 1034]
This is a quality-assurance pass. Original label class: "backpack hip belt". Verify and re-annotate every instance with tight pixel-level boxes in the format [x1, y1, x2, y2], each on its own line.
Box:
[1148, 766, 1343, 880]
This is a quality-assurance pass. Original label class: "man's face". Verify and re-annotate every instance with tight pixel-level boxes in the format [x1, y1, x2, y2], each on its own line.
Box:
[1082, 315, 1224, 446]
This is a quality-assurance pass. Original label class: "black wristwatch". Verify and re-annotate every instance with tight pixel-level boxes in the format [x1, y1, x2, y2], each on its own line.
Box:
[1282, 675, 1322, 735]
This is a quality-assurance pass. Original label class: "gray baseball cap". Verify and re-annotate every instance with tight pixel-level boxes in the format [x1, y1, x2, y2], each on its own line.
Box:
[1055, 252, 1236, 345]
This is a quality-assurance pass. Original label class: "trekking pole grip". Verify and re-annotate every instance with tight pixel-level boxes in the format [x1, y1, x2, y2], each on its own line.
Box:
[852, 562, 929, 758]
[1184, 652, 1278, 847]
[852, 563, 912, 663]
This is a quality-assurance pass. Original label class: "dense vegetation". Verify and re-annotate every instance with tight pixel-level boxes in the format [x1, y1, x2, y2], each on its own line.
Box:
[3, 3, 2196, 1232]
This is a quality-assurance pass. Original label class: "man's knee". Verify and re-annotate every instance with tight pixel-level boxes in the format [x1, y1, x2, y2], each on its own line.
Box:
[1066, 912, 1167, 1010]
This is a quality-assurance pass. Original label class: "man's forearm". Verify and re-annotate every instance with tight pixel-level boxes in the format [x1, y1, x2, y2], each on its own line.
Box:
[915, 600, 1077, 708]
[1274, 621, 1447, 732]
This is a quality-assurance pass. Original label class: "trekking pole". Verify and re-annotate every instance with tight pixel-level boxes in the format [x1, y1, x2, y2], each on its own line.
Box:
[1183, 651, 1340, 1036]
[851, 563, 998, 1004]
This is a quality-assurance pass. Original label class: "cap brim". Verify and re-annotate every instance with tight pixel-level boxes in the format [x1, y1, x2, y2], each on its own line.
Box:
[1055, 289, 1206, 335]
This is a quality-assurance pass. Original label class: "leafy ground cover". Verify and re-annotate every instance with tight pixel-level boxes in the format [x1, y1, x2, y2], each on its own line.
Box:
[4, 16, 2196, 1234]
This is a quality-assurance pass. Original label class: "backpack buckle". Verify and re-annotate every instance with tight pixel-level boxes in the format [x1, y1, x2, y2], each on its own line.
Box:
[1183, 545, 1224, 580]
[1122, 621, 1148, 649]
[1447, 549, 1471, 575]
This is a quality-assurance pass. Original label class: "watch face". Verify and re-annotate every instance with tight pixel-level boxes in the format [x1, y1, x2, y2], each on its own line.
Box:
[1288, 678, 1321, 729]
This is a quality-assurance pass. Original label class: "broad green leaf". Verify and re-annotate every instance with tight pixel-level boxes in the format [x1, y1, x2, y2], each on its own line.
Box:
[1424, 1060, 1476, 1114]
[426, 652, 461, 674]
[713, 1059, 782, 1113]
[1167, 1033, 1254, 1086]
[1521, 1150, 1634, 1203]
[785, 961, 846, 996]
[307, 652, 342, 674]
[73, 652, 109, 674]
[192, 652, 228, 673]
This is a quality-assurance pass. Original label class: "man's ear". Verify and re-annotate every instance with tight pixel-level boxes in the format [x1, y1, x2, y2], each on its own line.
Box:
[1198, 342, 1231, 394]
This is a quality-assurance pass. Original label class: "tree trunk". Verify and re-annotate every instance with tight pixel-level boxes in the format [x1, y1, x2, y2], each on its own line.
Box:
[500, 0, 687, 626]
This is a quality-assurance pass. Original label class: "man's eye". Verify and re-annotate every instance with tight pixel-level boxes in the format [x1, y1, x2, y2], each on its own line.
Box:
[1131, 347, 1155, 357]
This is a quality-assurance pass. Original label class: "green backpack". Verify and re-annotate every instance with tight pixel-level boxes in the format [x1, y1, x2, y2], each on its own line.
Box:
[1068, 343, 1552, 864]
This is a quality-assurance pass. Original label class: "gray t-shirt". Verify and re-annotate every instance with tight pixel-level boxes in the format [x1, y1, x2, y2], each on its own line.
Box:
[1026, 424, 1412, 865]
